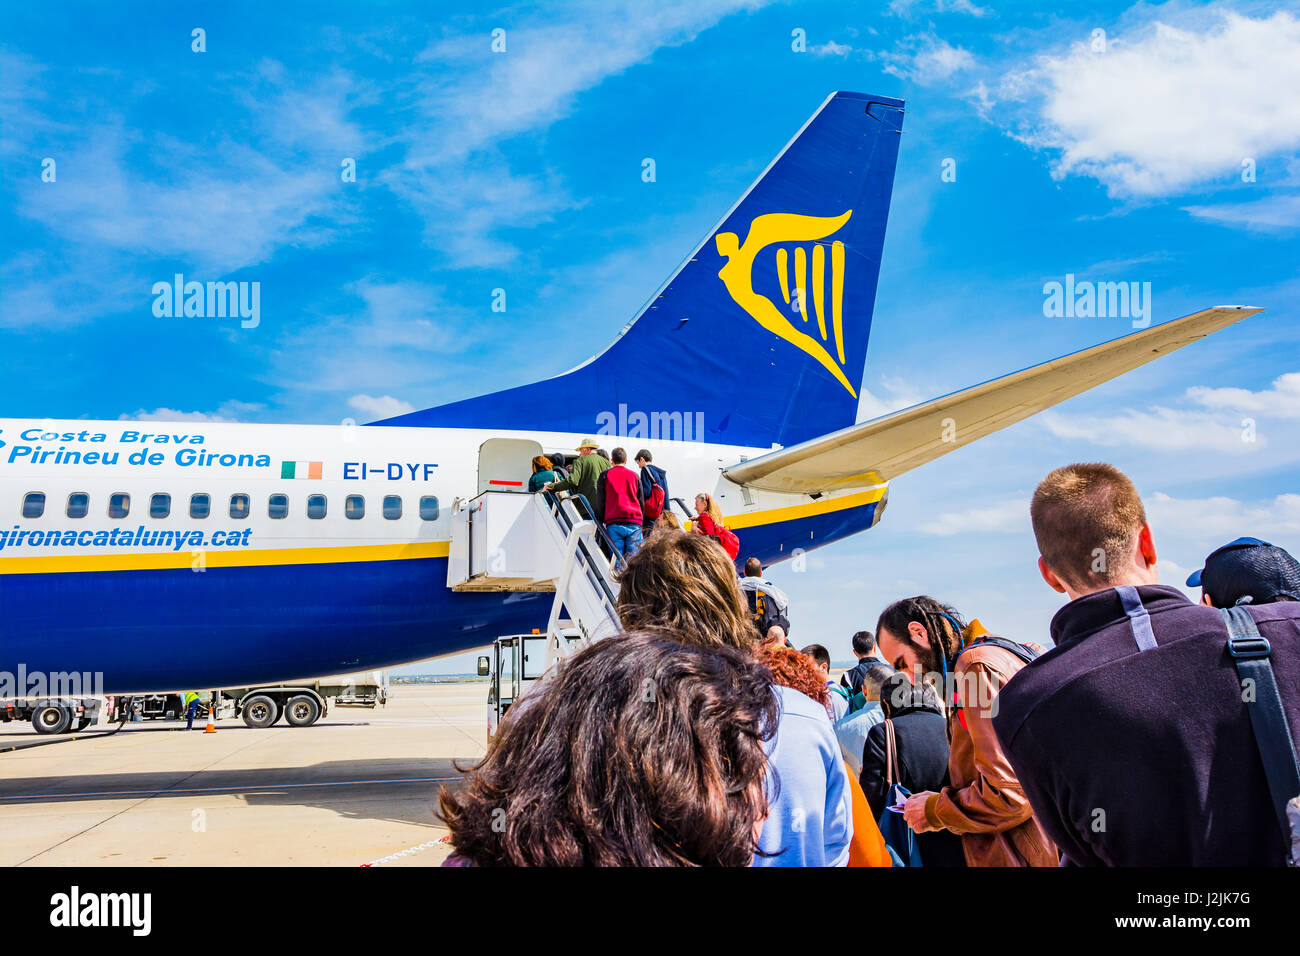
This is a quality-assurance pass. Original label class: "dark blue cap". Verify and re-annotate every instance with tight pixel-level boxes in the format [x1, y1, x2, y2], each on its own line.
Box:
[1187, 537, 1300, 607]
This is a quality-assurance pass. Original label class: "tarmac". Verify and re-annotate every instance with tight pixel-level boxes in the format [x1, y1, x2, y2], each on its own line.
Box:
[0, 683, 486, 867]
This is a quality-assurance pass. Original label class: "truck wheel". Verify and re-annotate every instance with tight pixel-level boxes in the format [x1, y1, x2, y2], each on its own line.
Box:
[33, 705, 72, 735]
[241, 695, 280, 729]
[284, 695, 321, 727]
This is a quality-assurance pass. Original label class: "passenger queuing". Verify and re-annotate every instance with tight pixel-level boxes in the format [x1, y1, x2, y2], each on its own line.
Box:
[527, 456, 556, 493]
[995, 463, 1300, 866]
[448, 457, 1300, 868]
[544, 438, 609, 509]
[651, 510, 682, 535]
[860, 673, 967, 867]
[876, 596, 1058, 867]
[692, 492, 740, 559]
[439, 630, 777, 866]
[740, 558, 792, 637]
[1186, 536, 1300, 608]
[800, 644, 846, 722]
[841, 630, 889, 695]
[594, 447, 645, 560]
[614, 530, 875, 867]
[634, 449, 669, 538]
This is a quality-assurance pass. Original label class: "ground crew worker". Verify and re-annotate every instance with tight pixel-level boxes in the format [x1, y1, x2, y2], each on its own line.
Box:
[183, 690, 202, 730]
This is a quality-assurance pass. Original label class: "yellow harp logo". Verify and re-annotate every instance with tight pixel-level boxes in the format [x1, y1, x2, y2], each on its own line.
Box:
[715, 210, 855, 398]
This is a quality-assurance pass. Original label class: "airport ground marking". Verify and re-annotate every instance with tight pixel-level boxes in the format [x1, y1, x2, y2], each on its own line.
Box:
[0, 775, 462, 802]
[361, 836, 450, 867]
[11, 729, 270, 865]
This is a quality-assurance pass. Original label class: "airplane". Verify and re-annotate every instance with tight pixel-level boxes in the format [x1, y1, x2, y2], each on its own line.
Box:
[0, 91, 1262, 693]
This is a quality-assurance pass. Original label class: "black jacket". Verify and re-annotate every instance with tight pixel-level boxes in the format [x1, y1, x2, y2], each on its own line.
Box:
[860, 698, 966, 867]
[842, 658, 892, 695]
[994, 585, 1300, 866]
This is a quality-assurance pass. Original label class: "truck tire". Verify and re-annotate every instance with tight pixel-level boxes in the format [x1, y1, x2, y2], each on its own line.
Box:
[241, 694, 280, 729]
[284, 695, 321, 727]
[33, 705, 72, 735]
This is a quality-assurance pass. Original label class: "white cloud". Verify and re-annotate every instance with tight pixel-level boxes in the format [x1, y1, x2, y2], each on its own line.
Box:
[1156, 556, 1199, 600]
[888, 0, 990, 17]
[386, 0, 773, 265]
[1186, 372, 1300, 418]
[811, 40, 853, 57]
[1037, 407, 1259, 454]
[343, 278, 456, 348]
[409, 1, 768, 165]
[988, 11, 1300, 197]
[121, 400, 267, 423]
[858, 375, 926, 421]
[348, 394, 416, 421]
[1185, 193, 1300, 232]
[266, 278, 470, 402]
[879, 35, 976, 84]
[1147, 491, 1300, 542]
[919, 497, 1028, 535]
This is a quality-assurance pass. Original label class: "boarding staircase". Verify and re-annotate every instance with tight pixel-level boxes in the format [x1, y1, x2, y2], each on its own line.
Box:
[447, 489, 624, 675]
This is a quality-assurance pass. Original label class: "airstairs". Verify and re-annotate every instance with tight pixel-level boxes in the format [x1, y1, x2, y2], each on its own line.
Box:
[447, 489, 624, 675]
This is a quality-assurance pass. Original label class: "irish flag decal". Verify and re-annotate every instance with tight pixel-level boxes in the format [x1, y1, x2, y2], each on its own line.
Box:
[281, 460, 323, 480]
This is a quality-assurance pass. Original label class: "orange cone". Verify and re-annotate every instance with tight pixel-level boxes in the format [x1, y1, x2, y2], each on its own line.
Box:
[204, 703, 216, 733]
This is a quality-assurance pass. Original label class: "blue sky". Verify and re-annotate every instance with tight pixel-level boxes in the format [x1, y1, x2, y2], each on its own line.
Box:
[3, 0, 1299, 670]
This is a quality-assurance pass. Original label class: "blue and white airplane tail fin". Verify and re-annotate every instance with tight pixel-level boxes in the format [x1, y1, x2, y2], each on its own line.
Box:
[378, 92, 905, 449]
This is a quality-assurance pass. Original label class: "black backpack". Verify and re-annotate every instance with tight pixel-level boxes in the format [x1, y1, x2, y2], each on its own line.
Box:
[747, 587, 790, 638]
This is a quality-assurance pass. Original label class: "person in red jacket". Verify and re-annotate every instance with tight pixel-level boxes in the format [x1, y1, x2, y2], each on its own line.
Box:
[692, 492, 740, 560]
[595, 447, 645, 560]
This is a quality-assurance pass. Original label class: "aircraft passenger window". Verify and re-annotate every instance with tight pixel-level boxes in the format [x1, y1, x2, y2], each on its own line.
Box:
[419, 496, 439, 521]
[268, 494, 289, 519]
[190, 494, 211, 519]
[22, 493, 45, 519]
[383, 495, 402, 520]
[345, 495, 365, 520]
[66, 492, 89, 519]
[108, 493, 130, 519]
[230, 494, 250, 520]
[150, 493, 171, 519]
[307, 494, 327, 519]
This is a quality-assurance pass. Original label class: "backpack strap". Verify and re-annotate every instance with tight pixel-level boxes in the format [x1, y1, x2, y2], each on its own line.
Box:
[1221, 606, 1300, 859]
[883, 718, 899, 787]
[956, 636, 1039, 668]
[1117, 585, 1158, 652]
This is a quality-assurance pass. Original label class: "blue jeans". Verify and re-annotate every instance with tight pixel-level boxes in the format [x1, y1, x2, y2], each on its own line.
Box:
[185, 700, 200, 730]
[606, 523, 643, 561]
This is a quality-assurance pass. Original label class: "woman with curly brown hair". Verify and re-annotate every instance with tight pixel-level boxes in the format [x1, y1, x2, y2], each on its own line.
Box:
[437, 630, 777, 866]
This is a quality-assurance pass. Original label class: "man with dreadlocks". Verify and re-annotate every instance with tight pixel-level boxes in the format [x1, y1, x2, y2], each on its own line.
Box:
[873, 596, 1058, 867]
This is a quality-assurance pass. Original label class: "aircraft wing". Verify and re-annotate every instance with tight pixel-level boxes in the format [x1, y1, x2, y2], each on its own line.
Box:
[723, 306, 1263, 495]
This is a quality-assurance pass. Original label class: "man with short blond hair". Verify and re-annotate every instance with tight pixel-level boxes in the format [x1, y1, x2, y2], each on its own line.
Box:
[993, 462, 1300, 866]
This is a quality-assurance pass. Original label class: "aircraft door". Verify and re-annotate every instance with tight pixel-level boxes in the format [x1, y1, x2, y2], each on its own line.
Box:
[477, 437, 544, 495]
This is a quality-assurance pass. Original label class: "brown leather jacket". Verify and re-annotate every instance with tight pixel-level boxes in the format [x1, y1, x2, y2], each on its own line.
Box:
[922, 641, 1059, 867]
